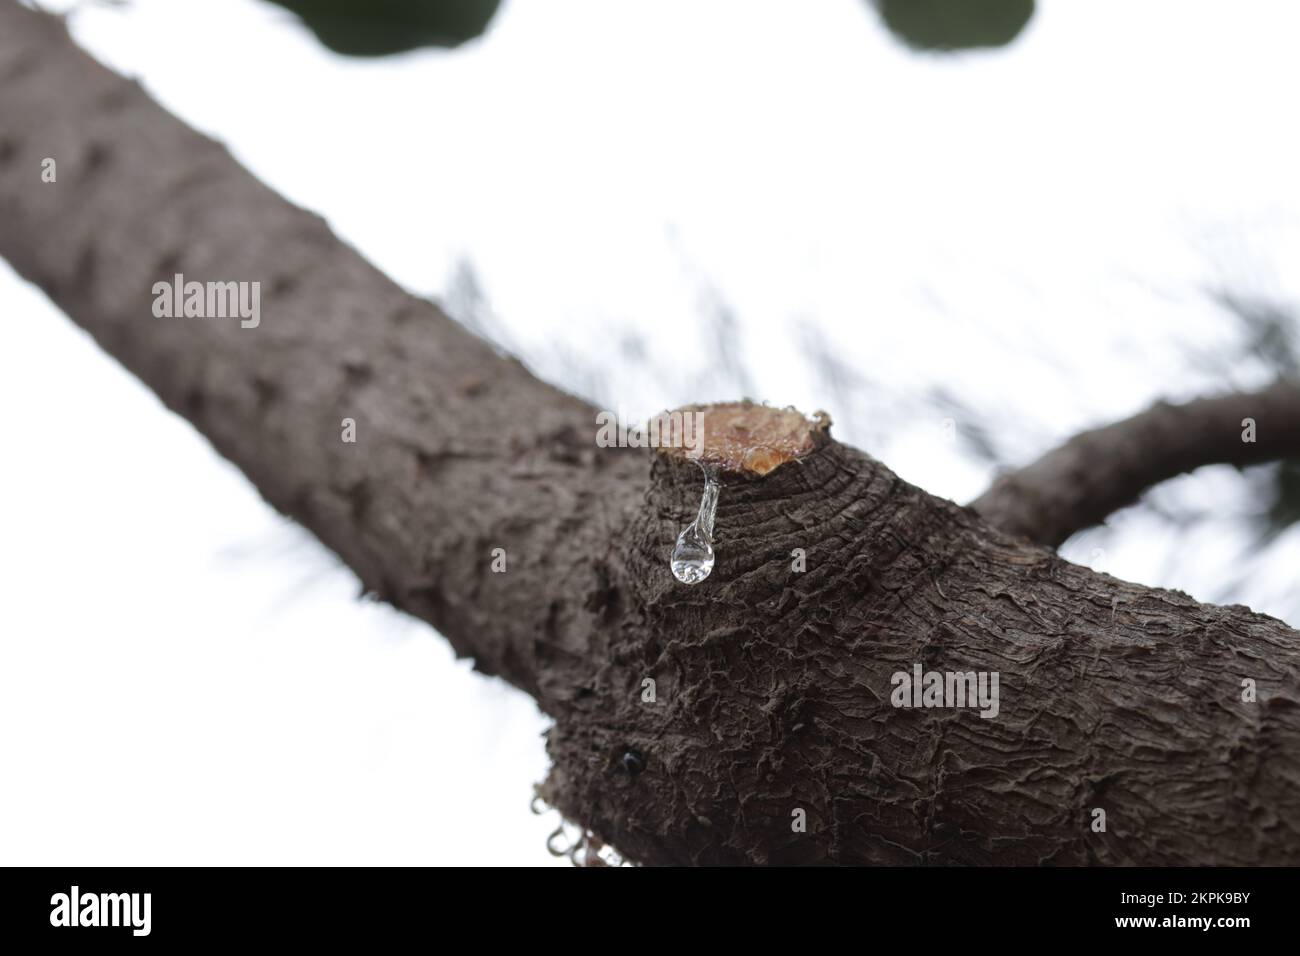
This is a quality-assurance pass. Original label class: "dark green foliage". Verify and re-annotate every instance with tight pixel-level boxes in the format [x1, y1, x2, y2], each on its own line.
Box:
[263, 0, 501, 56]
[1267, 460, 1300, 537]
[264, 0, 1032, 58]
[873, 0, 1034, 51]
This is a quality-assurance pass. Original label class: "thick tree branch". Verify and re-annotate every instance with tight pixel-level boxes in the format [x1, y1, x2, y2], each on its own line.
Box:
[972, 381, 1300, 547]
[4, 1, 1300, 865]
[0, 0, 638, 704]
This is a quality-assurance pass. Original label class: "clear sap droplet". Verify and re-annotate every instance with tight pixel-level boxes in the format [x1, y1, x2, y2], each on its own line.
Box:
[671, 523, 714, 584]
[671, 469, 719, 585]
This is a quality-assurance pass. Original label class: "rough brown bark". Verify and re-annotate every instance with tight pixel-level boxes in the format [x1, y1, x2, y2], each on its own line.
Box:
[972, 381, 1300, 547]
[540, 432, 1300, 864]
[3, 1, 1299, 865]
[0, 0, 631, 704]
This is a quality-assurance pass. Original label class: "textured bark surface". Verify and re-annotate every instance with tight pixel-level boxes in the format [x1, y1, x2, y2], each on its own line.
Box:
[973, 381, 1300, 547]
[544, 439, 1300, 864]
[3, 1, 1300, 865]
[0, 0, 635, 703]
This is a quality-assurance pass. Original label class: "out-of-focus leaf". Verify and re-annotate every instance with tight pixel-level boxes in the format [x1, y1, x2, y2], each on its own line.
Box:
[872, 0, 1034, 51]
[264, 0, 501, 56]
[1266, 460, 1300, 537]
[1209, 289, 1300, 378]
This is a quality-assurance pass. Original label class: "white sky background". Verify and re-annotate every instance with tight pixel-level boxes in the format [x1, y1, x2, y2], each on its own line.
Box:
[2, 0, 1299, 865]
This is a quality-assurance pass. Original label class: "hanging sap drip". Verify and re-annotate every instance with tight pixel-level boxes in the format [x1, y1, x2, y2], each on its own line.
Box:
[671, 466, 720, 584]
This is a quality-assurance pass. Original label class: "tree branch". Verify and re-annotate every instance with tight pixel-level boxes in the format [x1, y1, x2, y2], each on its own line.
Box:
[0, 0, 634, 703]
[972, 381, 1300, 547]
[4, 1, 1300, 865]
